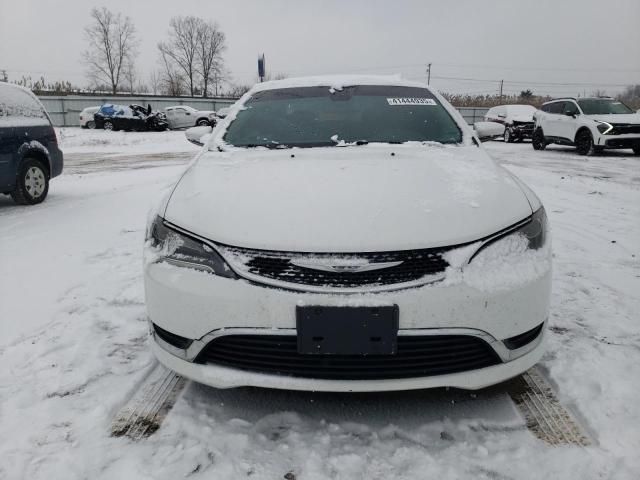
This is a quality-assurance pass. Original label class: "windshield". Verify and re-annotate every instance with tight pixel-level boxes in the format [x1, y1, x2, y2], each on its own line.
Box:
[506, 105, 536, 118]
[577, 99, 634, 115]
[223, 85, 462, 148]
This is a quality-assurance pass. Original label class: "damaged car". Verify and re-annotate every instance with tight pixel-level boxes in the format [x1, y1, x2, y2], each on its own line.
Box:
[484, 104, 537, 143]
[94, 104, 169, 132]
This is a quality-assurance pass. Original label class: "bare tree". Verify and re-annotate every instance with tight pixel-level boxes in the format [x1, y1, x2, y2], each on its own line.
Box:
[158, 16, 200, 96]
[196, 21, 226, 97]
[148, 70, 161, 95]
[82, 7, 138, 94]
[124, 62, 136, 94]
[159, 49, 185, 96]
[227, 83, 252, 98]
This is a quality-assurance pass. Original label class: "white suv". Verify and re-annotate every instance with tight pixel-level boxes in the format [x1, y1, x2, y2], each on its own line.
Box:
[532, 97, 640, 155]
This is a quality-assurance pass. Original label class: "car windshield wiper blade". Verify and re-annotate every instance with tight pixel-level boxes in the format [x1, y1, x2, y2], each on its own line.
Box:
[244, 143, 291, 149]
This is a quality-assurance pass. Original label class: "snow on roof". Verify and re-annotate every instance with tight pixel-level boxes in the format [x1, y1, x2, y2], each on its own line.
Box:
[250, 74, 430, 93]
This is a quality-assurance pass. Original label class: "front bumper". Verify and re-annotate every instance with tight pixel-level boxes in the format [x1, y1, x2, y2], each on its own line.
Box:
[144, 256, 551, 390]
[509, 123, 534, 139]
[151, 328, 546, 391]
[595, 133, 640, 149]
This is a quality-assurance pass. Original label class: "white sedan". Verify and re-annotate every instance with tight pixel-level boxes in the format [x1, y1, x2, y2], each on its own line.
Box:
[144, 75, 551, 392]
[79, 106, 100, 129]
[164, 105, 216, 129]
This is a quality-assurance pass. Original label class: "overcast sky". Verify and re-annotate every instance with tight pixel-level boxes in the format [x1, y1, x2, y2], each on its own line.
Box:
[1, 0, 639, 96]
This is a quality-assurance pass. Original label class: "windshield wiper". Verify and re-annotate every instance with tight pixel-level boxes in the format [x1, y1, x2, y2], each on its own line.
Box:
[244, 143, 291, 149]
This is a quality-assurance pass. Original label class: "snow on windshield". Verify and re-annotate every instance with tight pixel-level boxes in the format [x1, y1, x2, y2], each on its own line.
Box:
[222, 85, 463, 148]
[0, 83, 48, 126]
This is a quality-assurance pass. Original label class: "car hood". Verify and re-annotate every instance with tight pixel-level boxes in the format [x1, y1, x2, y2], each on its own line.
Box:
[585, 113, 640, 124]
[164, 145, 533, 252]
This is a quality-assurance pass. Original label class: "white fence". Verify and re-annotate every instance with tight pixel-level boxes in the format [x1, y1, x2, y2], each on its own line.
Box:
[38, 94, 489, 127]
[39, 95, 238, 127]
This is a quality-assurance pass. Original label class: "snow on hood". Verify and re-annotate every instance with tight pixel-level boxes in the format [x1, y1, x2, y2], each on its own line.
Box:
[163, 144, 533, 252]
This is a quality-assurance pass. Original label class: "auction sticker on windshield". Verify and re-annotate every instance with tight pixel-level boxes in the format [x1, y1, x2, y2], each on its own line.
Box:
[386, 98, 437, 106]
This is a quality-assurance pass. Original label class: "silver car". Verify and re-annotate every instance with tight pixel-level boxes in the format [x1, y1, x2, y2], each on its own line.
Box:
[164, 106, 215, 129]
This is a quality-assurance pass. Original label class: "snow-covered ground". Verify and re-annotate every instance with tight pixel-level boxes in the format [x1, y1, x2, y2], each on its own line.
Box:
[1, 130, 638, 479]
[56, 127, 200, 156]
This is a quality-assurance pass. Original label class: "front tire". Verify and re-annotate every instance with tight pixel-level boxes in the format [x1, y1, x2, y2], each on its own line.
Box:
[575, 130, 595, 156]
[532, 128, 546, 150]
[87, 121, 96, 129]
[11, 158, 49, 205]
[104, 120, 114, 131]
[504, 127, 514, 143]
[196, 118, 210, 127]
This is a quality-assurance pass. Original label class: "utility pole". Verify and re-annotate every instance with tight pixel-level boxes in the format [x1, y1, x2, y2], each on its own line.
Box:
[426, 63, 432, 85]
[499, 79, 504, 98]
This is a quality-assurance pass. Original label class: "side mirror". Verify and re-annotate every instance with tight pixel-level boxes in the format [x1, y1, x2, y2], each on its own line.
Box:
[473, 121, 505, 142]
[565, 111, 577, 117]
[185, 126, 213, 146]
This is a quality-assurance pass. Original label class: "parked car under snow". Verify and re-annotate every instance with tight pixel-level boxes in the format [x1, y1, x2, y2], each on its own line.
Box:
[484, 104, 537, 143]
[144, 75, 552, 393]
[0, 82, 63, 204]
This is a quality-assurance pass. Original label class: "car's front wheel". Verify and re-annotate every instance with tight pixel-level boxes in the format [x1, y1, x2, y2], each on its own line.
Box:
[575, 129, 595, 156]
[504, 127, 513, 143]
[87, 120, 96, 129]
[11, 158, 49, 205]
[196, 119, 210, 127]
[104, 120, 114, 131]
[532, 128, 546, 150]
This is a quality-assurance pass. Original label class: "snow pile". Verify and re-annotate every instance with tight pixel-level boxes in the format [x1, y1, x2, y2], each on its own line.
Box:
[461, 234, 551, 291]
[56, 128, 199, 156]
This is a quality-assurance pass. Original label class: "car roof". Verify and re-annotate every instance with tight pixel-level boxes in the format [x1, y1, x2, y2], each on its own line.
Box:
[250, 74, 430, 93]
[543, 97, 613, 105]
[0, 82, 43, 106]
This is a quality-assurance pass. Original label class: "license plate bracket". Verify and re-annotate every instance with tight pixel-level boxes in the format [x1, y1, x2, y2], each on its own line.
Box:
[296, 305, 399, 355]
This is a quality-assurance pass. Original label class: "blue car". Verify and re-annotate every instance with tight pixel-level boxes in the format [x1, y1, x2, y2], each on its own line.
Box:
[0, 82, 63, 205]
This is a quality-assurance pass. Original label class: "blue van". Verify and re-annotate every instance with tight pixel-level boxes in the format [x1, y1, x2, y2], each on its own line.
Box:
[0, 82, 63, 204]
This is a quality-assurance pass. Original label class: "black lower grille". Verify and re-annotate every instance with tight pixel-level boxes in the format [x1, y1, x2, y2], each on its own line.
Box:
[503, 323, 544, 350]
[195, 334, 501, 380]
[609, 124, 640, 135]
[153, 323, 193, 349]
[219, 246, 452, 289]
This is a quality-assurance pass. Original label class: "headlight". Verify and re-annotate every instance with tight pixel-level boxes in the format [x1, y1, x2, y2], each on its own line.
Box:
[596, 121, 613, 135]
[470, 207, 547, 263]
[146, 216, 236, 278]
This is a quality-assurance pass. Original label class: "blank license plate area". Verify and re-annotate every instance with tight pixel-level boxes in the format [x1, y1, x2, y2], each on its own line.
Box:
[296, 306, 399, 355]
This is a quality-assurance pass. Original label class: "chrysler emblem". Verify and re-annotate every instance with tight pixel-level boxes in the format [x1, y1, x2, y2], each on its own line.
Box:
[290, 259, 403, 273]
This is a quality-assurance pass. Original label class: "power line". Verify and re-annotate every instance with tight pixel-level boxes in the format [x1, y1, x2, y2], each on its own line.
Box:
[430, 74, 633, 88]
